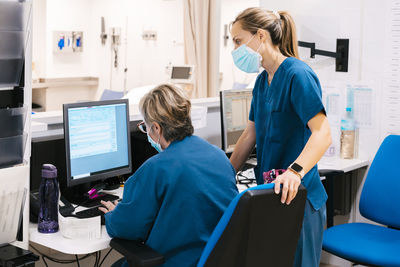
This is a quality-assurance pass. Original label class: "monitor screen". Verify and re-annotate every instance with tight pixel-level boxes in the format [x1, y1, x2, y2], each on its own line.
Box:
[63, 99, 132, 187]
[171, 66, 192, 80]
[220, 89, 252, 153]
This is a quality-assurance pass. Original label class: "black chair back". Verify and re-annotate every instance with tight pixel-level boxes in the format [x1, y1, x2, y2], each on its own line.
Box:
[202, 184, 307, 267]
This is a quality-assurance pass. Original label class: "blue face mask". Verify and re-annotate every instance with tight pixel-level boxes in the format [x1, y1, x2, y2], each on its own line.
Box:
[147, 132, 163, 153]
[231, 35, 262, 73]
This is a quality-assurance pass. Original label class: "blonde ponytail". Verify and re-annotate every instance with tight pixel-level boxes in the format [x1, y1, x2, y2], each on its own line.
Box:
[278, 11, 299, 58]
[233, 8, 299, 59]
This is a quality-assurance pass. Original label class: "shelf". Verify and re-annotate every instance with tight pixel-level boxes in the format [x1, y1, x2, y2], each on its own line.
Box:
[32, 77, 99, 89]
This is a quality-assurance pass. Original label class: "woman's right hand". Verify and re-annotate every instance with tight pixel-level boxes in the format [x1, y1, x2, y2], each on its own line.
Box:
[98, 200, 119, 214]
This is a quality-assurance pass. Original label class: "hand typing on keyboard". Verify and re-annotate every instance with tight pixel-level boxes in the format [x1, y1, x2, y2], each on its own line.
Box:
[98, 200, 119, 214]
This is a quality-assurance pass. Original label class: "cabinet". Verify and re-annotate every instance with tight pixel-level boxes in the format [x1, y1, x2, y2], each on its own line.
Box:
[0, 0, 32, 250]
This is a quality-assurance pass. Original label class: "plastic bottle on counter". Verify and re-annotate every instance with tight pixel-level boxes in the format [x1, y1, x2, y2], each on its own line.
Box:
[340, 107, 356, 159]
[38, 164, 59, 233]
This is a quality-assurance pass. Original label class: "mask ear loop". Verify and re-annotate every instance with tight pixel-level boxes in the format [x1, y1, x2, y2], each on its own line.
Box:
[245, 34, 256, 46]
[254, 35, 263, 66]
[155, 125, 162, 149]
[246, 33, 262, 56]
[149, 124, 160, 141]
[149, 123, 163, 150]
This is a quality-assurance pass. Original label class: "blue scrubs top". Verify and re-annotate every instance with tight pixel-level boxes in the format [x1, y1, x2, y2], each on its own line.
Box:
[249, 57, 327, 210]
[105, 135, 238, 267]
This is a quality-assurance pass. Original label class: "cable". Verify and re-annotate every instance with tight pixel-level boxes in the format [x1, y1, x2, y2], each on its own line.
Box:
[93, 251, 99, 267]
[75, 254, 81, 267]
[94, 250, 101, 267]
[98, 248, 113, 267]
[30, 244, 95, 264]
[42, 255, 49, 267]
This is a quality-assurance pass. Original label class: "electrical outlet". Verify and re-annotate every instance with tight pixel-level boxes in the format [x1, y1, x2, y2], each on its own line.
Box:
[142, 30, 157, 41]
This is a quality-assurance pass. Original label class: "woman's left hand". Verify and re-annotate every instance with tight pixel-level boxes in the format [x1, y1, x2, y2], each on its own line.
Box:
[273, 170, 301, 205]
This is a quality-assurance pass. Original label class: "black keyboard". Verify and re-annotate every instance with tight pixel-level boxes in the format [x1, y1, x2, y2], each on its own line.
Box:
[81, 194, 119, 208]
[75, 207, 105, 225]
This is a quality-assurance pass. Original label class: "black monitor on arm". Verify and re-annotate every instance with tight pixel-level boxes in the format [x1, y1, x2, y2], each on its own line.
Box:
[62, 99, 132, 207]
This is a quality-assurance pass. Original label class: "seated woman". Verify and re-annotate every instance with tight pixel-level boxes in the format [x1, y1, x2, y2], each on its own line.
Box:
[100, 84, 238, 267]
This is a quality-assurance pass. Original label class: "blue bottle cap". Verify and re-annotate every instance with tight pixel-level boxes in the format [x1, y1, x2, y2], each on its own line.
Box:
[42, 164, 57, 178]
[346, 107, 352, 112]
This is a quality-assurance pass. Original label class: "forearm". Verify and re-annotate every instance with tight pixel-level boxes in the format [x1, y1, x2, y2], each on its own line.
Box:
[230, 122, 256, 172]
[294, 122, 331, 175]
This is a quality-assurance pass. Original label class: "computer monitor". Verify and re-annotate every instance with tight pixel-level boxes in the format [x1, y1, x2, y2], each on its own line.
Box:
[63, 99, 132, 188]
[170, 65, 194, 84]
[220, 89, 252, 153]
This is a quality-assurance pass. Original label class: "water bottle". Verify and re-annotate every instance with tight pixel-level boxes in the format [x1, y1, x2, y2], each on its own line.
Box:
[38, 164, 59, 233]
[340, 107, 356, 159]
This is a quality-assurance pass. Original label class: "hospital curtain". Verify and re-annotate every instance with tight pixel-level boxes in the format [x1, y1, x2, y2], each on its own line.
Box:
[183, 0, 220, 98]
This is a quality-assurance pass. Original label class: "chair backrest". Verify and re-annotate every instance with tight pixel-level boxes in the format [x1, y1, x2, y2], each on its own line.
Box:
[197, 183, 307, 267]
[100, 89, 124, 101]
[359, 134, 400, 229]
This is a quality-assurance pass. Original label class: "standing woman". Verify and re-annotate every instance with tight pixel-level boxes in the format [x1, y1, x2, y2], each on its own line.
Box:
[229, 8, 331, 267]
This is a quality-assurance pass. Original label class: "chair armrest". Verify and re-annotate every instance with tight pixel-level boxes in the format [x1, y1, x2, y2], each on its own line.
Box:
[110, 238, 165, 267]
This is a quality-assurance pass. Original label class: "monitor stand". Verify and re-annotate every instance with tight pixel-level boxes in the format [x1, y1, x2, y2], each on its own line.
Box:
[61, 182, 119, 208]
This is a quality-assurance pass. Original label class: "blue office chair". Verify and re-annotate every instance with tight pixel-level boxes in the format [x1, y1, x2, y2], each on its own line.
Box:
[323, 134, 400, 267]
[100, 89, 124, 101]
[110, 183, 307, 267]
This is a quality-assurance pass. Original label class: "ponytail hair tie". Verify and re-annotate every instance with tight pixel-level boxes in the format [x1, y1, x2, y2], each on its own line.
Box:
[272, 10, 280, 20]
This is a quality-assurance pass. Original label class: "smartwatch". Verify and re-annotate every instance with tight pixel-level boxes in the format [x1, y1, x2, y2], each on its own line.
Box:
[288, 162, 305, 179]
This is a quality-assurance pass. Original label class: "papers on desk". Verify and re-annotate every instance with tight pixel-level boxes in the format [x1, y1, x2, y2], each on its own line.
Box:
[191, 105, 207, 129]
[59, 215, 101, 240]
[0, 165, 28, 246]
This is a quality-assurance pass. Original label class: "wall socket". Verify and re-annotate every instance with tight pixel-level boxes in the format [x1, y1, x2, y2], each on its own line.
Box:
[142, 30, 157, 41]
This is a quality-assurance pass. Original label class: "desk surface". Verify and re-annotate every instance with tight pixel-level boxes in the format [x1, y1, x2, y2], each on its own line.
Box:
[29, 158, 370, 254]
[318, 157, 369, 173]
[29, 188, 123, 255]
[236, 157, 369, 192]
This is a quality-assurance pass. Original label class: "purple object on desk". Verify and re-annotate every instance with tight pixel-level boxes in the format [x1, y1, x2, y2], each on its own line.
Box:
[263, 169, 286, 184]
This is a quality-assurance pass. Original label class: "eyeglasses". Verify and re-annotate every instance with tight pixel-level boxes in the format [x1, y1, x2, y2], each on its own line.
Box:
[137, 121, 147, 134]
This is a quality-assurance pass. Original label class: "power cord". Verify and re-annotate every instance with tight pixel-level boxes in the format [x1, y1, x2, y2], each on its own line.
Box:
[29, 244, 113, 267]
[29, 244, 95, 265]
[236, 170, 256, 187]
[98, 248, 113, 267]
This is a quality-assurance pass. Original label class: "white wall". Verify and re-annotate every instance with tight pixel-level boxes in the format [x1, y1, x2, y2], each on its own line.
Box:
[260, 0, 387, 160]
[45, 0, 95, 78]
[219, 0, 260, 91]
[34, 0, 261, 97]
[32, 0, 46, 78]
[33, 0, 185, 96]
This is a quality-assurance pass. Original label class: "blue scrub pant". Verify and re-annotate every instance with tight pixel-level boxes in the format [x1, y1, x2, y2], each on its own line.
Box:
[293, 200, 326, 267]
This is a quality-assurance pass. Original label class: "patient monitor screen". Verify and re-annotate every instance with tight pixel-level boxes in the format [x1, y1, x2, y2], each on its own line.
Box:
[221, 89, 252, 153]
[171, 66, 191, 79]
[66, 103, 129, 180]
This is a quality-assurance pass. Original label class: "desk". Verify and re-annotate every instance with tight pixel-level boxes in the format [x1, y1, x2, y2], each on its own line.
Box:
[29, 188, 123, 255]
[318, 157, 369, 228]
[318, 157, 369, 174]
[236, 157, 370, 228]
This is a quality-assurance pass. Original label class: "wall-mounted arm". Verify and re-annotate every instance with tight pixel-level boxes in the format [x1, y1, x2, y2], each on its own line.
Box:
[298, 39, 349, 72]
